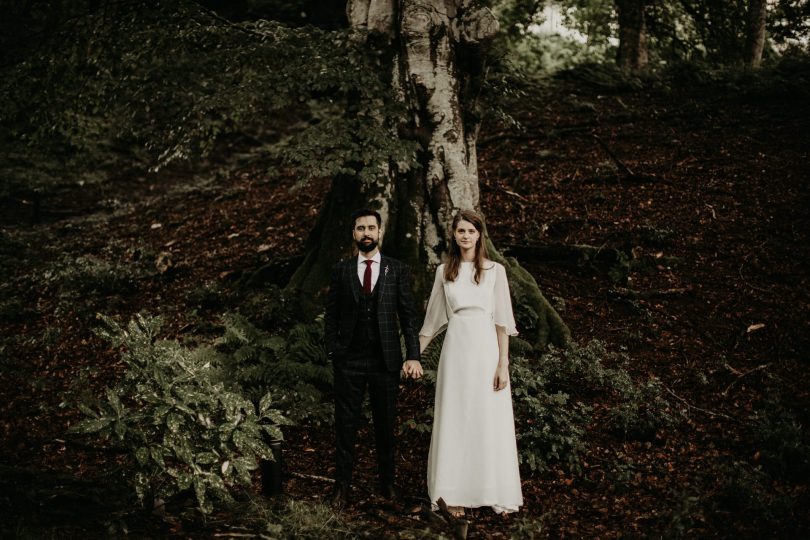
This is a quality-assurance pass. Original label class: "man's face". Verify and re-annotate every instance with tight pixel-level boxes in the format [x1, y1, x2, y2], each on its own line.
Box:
[353, 215, 381, 253]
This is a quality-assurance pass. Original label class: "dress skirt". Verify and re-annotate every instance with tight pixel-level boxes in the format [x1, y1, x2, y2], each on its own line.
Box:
[427, 310, 523, 513]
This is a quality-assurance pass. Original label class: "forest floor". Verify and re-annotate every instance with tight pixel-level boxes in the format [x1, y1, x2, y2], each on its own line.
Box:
[1, 67, 809, 538]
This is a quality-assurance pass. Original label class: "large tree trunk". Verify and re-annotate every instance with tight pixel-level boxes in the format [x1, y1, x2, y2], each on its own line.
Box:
[615, 0, 648, 72]
[287, 0, 570, 347]
[745, 0, 767, 68]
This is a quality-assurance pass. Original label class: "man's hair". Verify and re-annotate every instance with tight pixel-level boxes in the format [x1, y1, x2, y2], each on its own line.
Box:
[351, 208, 382, 227]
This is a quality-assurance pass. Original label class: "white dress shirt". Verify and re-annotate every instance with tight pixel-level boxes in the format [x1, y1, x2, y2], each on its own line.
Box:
[356, 251, 381, 291]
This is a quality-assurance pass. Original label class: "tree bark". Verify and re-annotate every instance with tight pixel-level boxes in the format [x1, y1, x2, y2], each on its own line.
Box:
[745, 0, 767, 68]
[615, 0, 648, 72]
[286, 0, 569, 347]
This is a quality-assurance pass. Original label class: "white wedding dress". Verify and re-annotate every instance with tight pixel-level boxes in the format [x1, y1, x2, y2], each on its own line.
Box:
[420, 261, 523, 513]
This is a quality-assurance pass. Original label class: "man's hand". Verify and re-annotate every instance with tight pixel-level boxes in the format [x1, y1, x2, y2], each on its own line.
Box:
[402, 360, 423, 380]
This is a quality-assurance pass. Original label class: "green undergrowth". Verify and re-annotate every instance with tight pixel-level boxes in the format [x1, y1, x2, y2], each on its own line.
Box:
[412, 336, 683, 474]
[69, 314, 292, 514]
[513, 339, 683, 472]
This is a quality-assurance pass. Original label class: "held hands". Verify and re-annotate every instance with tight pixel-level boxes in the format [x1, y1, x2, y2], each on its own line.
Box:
[402, 360, 424, 380]
[493, 360, 509, 391]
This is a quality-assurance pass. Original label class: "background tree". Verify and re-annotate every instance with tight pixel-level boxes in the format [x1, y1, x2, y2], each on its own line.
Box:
[769, 0, 810, 48]
[615, 0, 648, 71]
[746, 0, 769, 68]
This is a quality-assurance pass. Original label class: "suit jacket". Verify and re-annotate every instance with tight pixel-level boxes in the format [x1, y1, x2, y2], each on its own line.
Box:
[324, 255, 421, 371]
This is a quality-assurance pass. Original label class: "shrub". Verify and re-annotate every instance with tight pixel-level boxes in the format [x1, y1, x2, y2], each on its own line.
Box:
[236, 284, 298, 330]
[509, 340, 683, 471]
[187, 280, 228, 312]
[42, 254, 140, 298]
[537, 341, 682, 438]
[69, 314, 290, 514]
[510, 512, 553, 539]
[711, 461, 796, 532]
[749, 397, 810, 481]
[609, 377, 681, 440]
[510, 356, 591, 472]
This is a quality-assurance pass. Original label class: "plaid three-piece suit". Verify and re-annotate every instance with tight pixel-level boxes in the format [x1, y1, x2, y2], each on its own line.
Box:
[324, 254, 421, 488]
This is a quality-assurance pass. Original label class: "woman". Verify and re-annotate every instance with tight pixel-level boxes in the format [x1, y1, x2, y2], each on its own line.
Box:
[419, 209, 523, 517]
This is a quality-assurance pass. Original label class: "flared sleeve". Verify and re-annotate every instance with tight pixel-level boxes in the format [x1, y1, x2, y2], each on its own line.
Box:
[419, 265, 449, 340]
[493, 263, 519, 336]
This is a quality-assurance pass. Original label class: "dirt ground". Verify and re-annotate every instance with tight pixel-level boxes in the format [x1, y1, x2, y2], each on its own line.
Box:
[1, 71, 808, 537]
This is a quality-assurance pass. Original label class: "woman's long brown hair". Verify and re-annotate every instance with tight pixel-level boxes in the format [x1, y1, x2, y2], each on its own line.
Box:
[444, 209, 490, 284]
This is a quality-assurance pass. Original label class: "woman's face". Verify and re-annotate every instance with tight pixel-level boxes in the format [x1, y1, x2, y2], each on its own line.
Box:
[454, 219, 480, 252]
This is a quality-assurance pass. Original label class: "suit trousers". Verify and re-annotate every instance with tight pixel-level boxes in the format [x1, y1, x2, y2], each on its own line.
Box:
[333, 361, 399, 487]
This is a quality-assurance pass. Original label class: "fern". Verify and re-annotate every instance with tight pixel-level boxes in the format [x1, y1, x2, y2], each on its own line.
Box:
[217, 313, 333, 426]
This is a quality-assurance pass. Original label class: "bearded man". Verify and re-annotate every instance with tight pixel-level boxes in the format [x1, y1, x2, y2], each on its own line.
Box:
[324, 208, 423, 509]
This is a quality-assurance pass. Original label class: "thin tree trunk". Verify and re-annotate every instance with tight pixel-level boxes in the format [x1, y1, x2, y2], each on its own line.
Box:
[286, 0, 570, 347]
[745, 0, 767, 68]
[616, 0, 648, 72]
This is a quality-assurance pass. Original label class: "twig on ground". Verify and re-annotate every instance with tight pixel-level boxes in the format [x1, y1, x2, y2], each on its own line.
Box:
[589, 134, 674, 185]
[722, 363, 771, 396]
[287, 471, 334, 483]
[478, 133, 540, 147]
[212, 533, 273, 539]
[481, 183, 529, 202]
[478, 123, 596, 147]
[609, 287, 692, 299]
[738, 260, 772, 293]
[592, 134, 634, 177]
[662, 385, 739, 422]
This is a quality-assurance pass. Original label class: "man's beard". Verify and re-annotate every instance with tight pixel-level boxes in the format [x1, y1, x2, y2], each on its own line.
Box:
[356, 238, 378, 253]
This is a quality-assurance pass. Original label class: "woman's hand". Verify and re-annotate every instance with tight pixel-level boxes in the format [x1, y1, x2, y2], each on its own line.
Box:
[493, 361, 509, 391]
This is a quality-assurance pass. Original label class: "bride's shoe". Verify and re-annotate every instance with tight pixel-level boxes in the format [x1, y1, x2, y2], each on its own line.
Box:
[447, 506, 465, 518]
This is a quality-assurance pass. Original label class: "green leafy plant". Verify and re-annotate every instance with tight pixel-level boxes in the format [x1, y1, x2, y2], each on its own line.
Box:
[537, 341, 682, 438]
[69, 313, 290, 514]
[235, 285, 298, 330]
[217, 313, 333, 426]
[510, 355, 591, 472]
[201, 496, 358, 539]
[609, 376, 681, 439]
[509, 512, 553, 539]
[42, 254, 141, 298]
[258, 498, 356, 539]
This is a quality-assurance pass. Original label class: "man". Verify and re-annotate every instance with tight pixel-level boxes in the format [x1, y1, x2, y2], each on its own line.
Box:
[324, 208, 424, 509]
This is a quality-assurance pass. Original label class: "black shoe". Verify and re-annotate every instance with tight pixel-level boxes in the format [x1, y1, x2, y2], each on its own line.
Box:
[376, 482, 399, 503]
[330, 483, 349, 510]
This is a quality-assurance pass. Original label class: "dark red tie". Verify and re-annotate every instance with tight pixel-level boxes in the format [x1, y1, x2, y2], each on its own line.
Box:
[363, 260, 373, 294]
